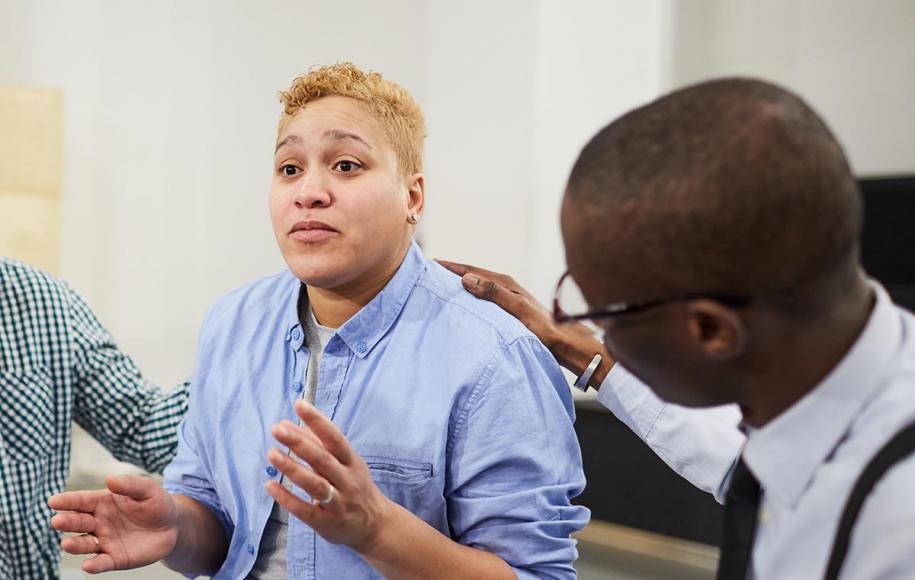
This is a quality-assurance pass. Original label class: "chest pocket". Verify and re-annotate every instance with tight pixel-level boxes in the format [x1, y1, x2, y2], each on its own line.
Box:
[0, 367, 59, 463]
[365, 456, 436, 515]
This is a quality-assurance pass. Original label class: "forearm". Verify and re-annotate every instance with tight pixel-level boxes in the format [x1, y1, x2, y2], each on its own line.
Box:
[597, 365, 743, 500]
[163, 494, 229, 575]
[360, 502, 514, 580]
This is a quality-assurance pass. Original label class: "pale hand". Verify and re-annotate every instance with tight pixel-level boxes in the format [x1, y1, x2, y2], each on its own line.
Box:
[48, 475, 179, 574]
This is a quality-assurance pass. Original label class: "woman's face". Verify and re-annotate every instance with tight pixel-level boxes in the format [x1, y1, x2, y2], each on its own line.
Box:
[270, 96, 423, 290]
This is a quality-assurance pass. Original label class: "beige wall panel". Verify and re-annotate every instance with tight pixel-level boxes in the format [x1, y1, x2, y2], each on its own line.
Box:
[0, 192, 60, 273]
[0, 86, 63, 195]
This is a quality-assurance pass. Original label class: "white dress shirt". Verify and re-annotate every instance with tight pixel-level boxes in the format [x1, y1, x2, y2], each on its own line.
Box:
[597, 282, 915, 579]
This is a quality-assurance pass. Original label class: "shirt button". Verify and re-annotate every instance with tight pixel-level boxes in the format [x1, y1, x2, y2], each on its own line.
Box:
[265, 465, 278, 478]
[247, 543, 256, 555]
[291, 328, 302, 341]
[292, 381, 304, 393]
[356, 342, 367, 354]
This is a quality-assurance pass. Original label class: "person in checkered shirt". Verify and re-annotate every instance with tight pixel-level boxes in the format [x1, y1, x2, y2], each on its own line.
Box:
[0, 258, 188, 579]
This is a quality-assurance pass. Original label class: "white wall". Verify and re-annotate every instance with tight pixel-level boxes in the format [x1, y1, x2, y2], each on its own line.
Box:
[2, 0, 913, 474]
[2, 0, 428, 387]
[670, 0, 915, 176]
[1, 0, 672, 471]
[422, 0, 671, 302]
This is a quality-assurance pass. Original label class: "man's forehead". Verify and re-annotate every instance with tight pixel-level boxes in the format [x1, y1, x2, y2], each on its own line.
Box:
[562, 203, 658, 302]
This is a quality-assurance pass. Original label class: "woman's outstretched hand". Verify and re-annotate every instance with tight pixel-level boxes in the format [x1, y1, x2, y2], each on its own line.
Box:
[49, 475, 179, 574]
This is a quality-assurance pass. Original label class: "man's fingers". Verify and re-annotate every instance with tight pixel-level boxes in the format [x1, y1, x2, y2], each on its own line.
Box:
[293, 401, 356, 465]
[462, 274, 529, 313]
[82, 553, 117, 574]
[105, 474, 159, 501]
[48, 490, 105, 513]
[51, 511, 97, 534]
[60, 533, 100, 555]
[437, 260, 514, 287]
[435, 259, 470, 276]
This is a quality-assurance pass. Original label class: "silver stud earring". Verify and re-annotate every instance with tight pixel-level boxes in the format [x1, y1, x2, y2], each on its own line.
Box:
[408, 213, 419, 224]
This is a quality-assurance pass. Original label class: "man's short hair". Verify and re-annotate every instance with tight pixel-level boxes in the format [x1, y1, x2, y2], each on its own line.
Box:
[565, 77, 863, 302]
[279, 62, 426, 176]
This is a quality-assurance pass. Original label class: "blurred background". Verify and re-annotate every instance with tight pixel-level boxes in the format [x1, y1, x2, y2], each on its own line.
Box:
[2, 0, 914, 578]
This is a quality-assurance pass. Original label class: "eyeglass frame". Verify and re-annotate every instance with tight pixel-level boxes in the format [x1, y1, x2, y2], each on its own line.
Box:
[551, 271, 750, 324]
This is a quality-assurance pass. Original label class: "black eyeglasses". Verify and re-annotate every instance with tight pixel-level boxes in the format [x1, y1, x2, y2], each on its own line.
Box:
[551, 271, 749, 324]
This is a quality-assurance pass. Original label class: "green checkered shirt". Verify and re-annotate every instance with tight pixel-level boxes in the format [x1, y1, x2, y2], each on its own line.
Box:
[0, 258, 188, 579]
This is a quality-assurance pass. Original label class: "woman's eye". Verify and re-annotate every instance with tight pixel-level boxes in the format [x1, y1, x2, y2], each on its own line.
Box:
[333, 160, 361, 173]
[280, 164, 300, 176]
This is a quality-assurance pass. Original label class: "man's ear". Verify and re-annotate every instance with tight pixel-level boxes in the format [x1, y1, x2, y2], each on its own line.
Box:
[684, 300, 747, 360]
[406, 173, 425, 216]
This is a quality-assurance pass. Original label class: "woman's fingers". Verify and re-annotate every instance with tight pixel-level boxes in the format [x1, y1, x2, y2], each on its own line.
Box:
[105, 474, 161, 501]
[50, 511, 97, 534]
[48, 490, 105, 513]
[60, 533, 100, 555]
[267, 448, 336, 505]
[82, 552, 117, 574]
[271, 421, 350, 489]
[293, 400, 356, 465]
[265, 480, 324, 527]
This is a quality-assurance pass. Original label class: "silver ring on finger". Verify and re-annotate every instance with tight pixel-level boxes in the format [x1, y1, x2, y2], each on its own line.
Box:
[316, 483, 335, 506]
[90, 534, 100, 553]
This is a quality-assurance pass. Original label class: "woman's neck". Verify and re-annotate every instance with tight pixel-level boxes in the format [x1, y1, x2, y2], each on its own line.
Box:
[306, 243, 410, 329]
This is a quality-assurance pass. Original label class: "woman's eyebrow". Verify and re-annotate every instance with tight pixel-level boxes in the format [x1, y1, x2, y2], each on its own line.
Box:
[323, 129, 372, 150]
[274, 130, 373, 154]
[275, 134, 301, 153]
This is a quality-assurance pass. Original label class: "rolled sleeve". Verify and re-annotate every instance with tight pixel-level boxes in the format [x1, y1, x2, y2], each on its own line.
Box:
[447, 337, 589, 579]
[162, 305, 233, 541]
[162, 416, 233, 540]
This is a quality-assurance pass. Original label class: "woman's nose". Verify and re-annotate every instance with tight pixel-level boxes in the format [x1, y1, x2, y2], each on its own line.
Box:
[293, 170, 332, 208]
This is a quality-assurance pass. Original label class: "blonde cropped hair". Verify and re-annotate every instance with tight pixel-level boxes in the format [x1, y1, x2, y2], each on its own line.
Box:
[278, 62, 426, 175]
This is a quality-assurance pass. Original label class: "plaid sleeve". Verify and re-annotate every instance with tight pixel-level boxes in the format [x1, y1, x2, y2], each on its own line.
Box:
[65, 283, 188, 473]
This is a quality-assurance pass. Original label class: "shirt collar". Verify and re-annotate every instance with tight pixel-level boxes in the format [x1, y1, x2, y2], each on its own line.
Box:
[742, 281, 904, 509]
[284, 240, 426, 357]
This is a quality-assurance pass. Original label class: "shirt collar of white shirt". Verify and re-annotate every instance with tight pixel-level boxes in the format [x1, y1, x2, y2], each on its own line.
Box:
[741, 281, 904, 509]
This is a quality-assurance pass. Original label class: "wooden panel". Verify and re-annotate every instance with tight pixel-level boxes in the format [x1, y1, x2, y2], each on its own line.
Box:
[0, 86, 63, 195]
[0, 192, 60, 273]
[0, 85, 62, 273]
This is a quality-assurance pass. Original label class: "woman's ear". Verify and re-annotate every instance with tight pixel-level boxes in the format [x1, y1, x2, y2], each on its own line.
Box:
[406, 173, 425, 219]
[685, 299, 747, 360]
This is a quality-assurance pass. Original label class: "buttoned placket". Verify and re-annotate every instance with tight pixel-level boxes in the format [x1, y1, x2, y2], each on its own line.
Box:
[285, 322, 315, 579]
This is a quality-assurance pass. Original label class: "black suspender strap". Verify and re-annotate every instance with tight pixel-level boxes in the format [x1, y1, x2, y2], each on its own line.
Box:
[824, 420, 915, 580]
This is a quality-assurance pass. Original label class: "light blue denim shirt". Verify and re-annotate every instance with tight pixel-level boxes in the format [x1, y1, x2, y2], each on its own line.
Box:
[164, 241, 589, 579]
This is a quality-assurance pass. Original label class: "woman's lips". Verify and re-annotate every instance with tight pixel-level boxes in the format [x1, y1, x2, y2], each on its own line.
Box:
[290, 228, 338, 243]
[288, 220, 339, 243]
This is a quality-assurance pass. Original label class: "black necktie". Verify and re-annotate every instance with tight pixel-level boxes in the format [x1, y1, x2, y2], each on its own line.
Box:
[717, 458, 761, 580]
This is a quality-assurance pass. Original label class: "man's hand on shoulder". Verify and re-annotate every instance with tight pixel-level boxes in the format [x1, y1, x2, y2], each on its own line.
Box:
[438, 259, 613, 389]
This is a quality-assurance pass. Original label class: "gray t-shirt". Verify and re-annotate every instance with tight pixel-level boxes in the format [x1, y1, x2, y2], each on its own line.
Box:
[246, 302, 334, 579]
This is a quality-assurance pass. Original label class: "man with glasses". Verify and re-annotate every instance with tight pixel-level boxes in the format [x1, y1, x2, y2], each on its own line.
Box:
[443, 77, 915, 579]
